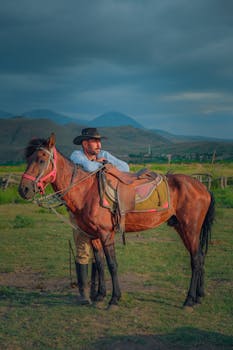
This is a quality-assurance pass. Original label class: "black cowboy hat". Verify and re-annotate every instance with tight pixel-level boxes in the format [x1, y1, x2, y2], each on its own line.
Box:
[73, 128, 107, 145]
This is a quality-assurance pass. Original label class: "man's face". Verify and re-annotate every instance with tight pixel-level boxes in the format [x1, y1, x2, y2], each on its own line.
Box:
[82, 138, 102, 156]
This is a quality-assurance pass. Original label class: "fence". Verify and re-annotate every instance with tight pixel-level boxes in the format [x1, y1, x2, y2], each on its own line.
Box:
[191, 173, 233, 190]
[0, 173, 22, 190]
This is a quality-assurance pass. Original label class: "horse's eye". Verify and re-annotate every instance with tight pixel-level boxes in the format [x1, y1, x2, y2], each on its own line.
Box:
[39, 159, 45, 165]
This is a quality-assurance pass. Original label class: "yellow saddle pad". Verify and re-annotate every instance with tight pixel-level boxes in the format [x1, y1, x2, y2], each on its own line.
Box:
[103, 176, 169, 213]
[134, 178, 169, 211]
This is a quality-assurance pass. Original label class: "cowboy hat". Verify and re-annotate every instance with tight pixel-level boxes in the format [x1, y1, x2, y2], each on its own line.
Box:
[73, 128, 107, 145]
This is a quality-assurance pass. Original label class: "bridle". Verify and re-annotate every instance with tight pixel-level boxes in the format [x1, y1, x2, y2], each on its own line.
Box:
[22, 145, 105, 198]
[22, 147, 57, 194]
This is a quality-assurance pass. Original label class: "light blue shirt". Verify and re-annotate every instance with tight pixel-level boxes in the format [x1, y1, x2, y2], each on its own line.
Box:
[70, 149, 129, 172]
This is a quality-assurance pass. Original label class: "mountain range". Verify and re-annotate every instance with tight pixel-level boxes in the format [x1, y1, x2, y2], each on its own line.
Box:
[1, 108, 231, 141]
[1, 109, 233, 164]
[0, 109, 143, 128]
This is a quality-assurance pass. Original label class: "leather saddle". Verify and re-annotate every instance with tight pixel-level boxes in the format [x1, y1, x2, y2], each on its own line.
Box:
[98, 165, 166, 241]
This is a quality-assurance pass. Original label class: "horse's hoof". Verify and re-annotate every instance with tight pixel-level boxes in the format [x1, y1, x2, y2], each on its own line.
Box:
[183, 297, 195, 308]
[183, 305, 194, 313]
[76, 295, 92, 306]
[107, 303, 119, 311]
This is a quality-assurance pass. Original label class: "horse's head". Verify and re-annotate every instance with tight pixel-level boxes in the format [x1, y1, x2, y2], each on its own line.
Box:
[18, 133, 57, 199]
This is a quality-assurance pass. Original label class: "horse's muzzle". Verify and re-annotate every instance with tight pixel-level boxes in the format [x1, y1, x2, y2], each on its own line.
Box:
[18, 182, 36, 200]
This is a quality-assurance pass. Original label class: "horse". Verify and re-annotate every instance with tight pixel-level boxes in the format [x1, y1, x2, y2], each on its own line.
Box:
[18, 133, 215, 308]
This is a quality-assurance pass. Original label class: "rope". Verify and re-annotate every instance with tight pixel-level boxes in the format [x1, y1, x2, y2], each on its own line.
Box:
[68, 239, 77, 287]
[39, 164, 105, 205]
[50, 207, 77, 229]
[50, 207, 94, 241]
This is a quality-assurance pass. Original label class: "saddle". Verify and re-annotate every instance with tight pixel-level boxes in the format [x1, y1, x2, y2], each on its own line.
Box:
[98, 164, 169, 241]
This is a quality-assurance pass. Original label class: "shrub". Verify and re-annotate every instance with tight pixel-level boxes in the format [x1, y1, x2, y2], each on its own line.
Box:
[12, 215, 35, 228]
[213, 187, 233, 208]
[0, 187, 26, 204]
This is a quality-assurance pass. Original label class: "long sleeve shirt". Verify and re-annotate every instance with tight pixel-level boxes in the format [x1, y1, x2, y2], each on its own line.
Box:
[70, 149, 129, 172]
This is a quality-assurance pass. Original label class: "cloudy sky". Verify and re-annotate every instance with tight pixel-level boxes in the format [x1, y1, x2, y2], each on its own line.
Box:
[1, 0, 233, 138]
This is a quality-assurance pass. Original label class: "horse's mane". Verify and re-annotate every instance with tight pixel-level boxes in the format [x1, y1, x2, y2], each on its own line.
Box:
[25, 138, 47, 159]
[24, 137, 75, 167]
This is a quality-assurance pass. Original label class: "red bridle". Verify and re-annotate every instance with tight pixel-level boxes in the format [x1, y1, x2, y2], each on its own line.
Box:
[22, 147, 57, 194]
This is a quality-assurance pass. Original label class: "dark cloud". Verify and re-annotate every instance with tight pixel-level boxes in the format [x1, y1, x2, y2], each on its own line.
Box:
[0, 0, 232, 138]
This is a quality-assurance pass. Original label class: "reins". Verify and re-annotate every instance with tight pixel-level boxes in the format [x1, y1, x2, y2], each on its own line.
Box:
[35, 163, 105, 207]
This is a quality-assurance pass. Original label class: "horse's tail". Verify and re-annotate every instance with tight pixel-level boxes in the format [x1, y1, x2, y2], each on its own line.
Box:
[200, 192, 215, 255]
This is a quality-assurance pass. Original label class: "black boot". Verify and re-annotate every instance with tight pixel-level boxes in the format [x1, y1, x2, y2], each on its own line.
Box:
[75, 263, 91, 305]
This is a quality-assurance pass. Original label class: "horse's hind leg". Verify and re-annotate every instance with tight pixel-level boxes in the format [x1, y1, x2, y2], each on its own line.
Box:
[168, 214, 207, 308]
[184, 248, 205, 307]
[196, 249, 205, 302]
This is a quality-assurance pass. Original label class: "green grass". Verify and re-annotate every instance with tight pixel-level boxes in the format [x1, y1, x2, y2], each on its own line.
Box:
[0, 162, 232, 349]
[0, 203, 232, 349]
[214, 187, 233, 208]
[1, 161, 233, 208]
[0, 186, 26, 204]
[130, 161, 233, 177]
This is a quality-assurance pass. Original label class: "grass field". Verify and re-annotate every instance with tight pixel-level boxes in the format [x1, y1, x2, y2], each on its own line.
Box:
[0, 163, 233, 349]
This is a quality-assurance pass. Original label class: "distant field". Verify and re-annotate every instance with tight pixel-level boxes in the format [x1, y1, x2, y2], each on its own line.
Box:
[1, 161, 233, 177]
[130, 161, 233, 178]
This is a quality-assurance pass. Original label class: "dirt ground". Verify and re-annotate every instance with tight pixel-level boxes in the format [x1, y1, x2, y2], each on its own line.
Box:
[0, 267, 156, 294]
[1, 269, 231, 350]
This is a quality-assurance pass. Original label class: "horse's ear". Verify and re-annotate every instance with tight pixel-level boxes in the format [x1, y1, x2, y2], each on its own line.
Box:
[47, 133, 56, 149]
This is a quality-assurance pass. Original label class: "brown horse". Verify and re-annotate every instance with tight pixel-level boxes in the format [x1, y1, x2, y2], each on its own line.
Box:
[18, 133, 215, 308]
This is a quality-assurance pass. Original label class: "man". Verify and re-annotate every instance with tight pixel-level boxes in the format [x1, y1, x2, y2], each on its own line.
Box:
[70, 128, 129, 304]
[70, 127, 129, 172]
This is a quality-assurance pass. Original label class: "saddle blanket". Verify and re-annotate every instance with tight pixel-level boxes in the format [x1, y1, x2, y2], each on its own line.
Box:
[102, 176, 169, 213]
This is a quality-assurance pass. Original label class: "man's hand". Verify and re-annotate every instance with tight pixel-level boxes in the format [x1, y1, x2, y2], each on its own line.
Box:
[96, 157, 107, 163]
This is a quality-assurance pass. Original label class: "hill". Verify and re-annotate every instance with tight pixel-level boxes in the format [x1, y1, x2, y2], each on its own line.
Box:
[21, 109, 87, 125]
[152, 129, 233, 143]
[1, 117, 233, 164]
[89, 111, 143, 128]
[22, 109, 144, 128]
[0, 117, 168, 164]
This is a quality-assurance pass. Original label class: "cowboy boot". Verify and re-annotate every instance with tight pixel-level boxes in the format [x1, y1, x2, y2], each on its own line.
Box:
[75, 263, 91, 305]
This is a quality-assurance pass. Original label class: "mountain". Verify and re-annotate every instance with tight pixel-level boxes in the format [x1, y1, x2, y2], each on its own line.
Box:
[22, 109, 80, 125]
[3, 108, 232, 142]
[2, 109, 144, 128]
[21, 109, 144, 128]
[89, 111, 143, 128]
[0, 117, 84, 164]
[0, 117, 168, 164]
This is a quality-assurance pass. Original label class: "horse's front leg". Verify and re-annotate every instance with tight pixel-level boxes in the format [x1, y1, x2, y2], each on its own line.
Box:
[103, 242, 121, 306]
[91, 243, 106, 302]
